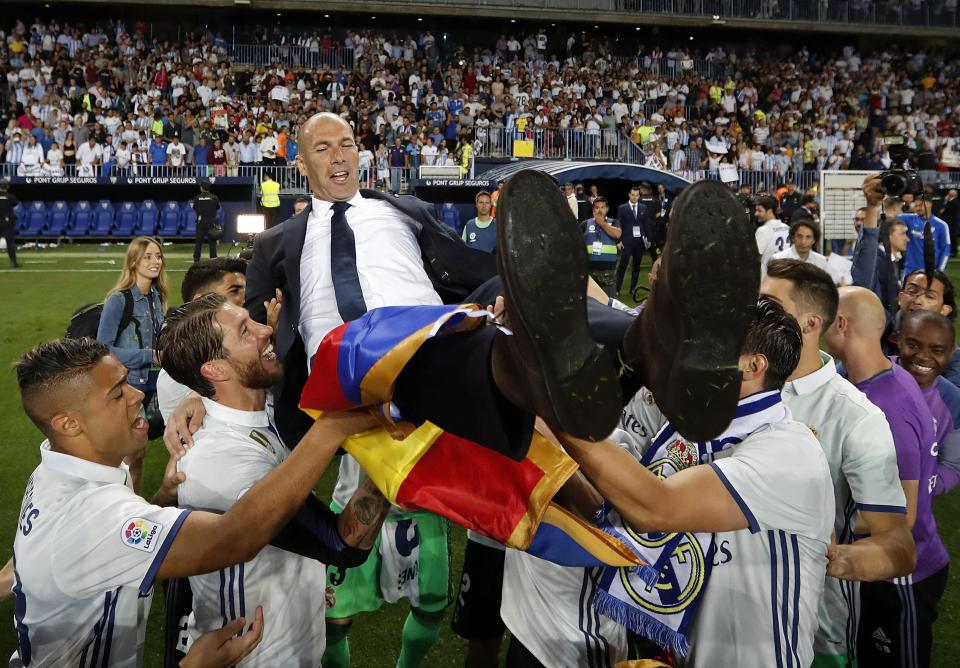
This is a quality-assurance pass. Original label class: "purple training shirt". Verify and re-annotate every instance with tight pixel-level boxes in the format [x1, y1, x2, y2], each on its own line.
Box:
[858, 363, 948, 583]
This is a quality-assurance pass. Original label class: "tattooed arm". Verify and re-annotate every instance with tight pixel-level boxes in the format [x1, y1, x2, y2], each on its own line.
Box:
[269, 479, 389, 568]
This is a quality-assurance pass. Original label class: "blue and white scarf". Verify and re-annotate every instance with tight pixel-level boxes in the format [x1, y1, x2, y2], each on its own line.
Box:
[593, 390, 788, 657]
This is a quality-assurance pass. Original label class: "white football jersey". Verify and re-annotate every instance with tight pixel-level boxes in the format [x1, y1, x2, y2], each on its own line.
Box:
[756, 220, 790, 277]
[176, 399, 327, 667]
[772, 245, 829, 272]
[617, 386, 667, 460]
[780, 352, 905, 657]
[501, 550, 628, 668]
[688, 416, 834, 668]
[12, 444, 190, 668]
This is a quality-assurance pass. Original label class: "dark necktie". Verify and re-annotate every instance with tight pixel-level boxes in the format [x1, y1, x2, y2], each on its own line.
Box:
[329, 201, 367, 322]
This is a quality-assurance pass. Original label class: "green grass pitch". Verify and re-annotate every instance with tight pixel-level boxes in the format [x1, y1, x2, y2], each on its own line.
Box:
[0, 244, 957, 666]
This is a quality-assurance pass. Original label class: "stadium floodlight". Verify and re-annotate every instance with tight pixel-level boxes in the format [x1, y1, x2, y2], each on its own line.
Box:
[237, 214, 265, 235]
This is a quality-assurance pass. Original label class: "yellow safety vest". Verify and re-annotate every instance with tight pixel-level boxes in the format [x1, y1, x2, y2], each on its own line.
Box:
[261, 180, 280, 208]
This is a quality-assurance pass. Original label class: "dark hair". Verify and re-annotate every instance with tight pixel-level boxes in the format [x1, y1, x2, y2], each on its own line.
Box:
[16, 338, 109, 433]
[157, 293, 228, 397]
[903, 269, 958, 321]
[743, 296, 802, 390]
[789, 218, 820, 244]
[181, 257, 248, 303]
[900, 309, 956, 346]
[294, 195, 311, 206]
[756, 195, 778, 214]
[592, 196, 609, 207]
[766, 258, 839, 333]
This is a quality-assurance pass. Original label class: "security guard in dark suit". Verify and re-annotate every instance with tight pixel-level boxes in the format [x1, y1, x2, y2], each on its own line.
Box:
[0, 182, 19, 268]
[192, 183, 221, 263]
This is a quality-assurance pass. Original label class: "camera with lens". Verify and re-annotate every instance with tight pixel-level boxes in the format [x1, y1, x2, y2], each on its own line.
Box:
[879, 136, 922, 198]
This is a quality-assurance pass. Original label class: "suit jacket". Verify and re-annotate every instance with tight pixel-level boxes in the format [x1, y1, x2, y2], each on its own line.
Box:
[616, 201, 651, 248]
[246, 189, 497, 445]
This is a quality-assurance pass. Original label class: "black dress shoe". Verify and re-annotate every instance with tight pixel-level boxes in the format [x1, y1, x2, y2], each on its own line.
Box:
[492, 169, 622, 441]
[623, 179, 759, 441]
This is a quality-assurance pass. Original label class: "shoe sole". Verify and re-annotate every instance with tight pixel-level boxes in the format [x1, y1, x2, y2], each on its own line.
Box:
[497, 170, 622, 441]
[659, 181, 759, 441]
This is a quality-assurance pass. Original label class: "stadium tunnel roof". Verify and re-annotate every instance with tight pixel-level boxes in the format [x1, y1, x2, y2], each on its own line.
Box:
[478, 161, 692, 191]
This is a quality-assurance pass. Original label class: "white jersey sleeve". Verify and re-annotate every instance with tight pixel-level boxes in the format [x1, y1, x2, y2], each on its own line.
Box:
[710, 421, 834, 538]
[156, 369, 192, 423]
[616, 387, 667, 459]
[52, 486, 189, 599]
[841, 413, 906, 512]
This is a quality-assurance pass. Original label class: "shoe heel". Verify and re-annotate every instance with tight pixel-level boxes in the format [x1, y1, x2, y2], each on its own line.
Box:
[662, 363, 742, 442]
[547, 347, 623, 441]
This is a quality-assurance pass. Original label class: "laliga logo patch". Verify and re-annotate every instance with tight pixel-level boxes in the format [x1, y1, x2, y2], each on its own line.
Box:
[122, 517, 161, 552]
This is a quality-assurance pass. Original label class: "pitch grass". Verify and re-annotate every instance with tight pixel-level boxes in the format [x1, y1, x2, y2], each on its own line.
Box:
[0, 244, 958, 667]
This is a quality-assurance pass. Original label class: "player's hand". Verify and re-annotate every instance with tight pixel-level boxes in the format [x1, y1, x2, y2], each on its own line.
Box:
[164, 394, 206, 459]
[265, 289, 282, 338]
[180, 606, 264, 668]
[486, 295, 506, 321]
[861, 173, 884, 208]
[153, 455, 186, 507]
[826, 543, 858, 581]
[0, 557, 14, 603]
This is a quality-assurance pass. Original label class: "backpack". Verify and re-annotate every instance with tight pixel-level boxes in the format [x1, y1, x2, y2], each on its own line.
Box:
[66, 289, 136, 342]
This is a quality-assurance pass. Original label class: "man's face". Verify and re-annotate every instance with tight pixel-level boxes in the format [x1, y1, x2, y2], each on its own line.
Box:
[628, 189, 640, 204]
[792, 225, 815, 254]
[81, 355, 149, 459]
[889, 223, 908, 254]
[760, 277, 804, 325]
[295, 115, 359, 202]
[853, 210, 865, 234]
[898, 318, 954, 389]
[755, 204, 774, 222]
[217, 303, 282, 390]
[592, 200, 609, 219]
[899, 274, 953, 317]
[476, 195, 492, 217]
[201, 272, 247, 307]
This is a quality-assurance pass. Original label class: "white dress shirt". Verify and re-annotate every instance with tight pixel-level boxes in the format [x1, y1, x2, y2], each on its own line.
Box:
[299, 192, 442, 363]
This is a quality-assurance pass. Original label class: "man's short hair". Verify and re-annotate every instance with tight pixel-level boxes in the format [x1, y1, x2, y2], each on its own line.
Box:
[904, 269, 958, 320]
[742, 296, 802, 391]
[900, 309, 956, 346]
[592, 196, 609, 208]
[756, 195, 778, 213]
[157, 293, 228, 397]
[766, 258, 839, 332]
[180, 257, 248, 303]
[16, 338, 109, 435]
[293, 194, 311, 206]
[789, 218, 820, 244]
[475, 190, 492, 204]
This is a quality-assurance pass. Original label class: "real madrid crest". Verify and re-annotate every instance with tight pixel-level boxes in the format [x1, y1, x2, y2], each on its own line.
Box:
[666, 438, 697, 471]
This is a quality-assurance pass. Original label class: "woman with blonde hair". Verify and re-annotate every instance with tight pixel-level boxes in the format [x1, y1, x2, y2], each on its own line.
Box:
[96, 236, 169, 483]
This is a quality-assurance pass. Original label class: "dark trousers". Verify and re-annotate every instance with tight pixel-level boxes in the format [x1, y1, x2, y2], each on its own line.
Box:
[505, 635, 546, 668]
[262, 206, 280, 229]
[193, 221, 218, 262]
[857, 566, 948, 668]
[392, 276, 637, 461]
[277, 277, 638, 458]
[616, 243, 646, 294]
[2, 224, 15, 266]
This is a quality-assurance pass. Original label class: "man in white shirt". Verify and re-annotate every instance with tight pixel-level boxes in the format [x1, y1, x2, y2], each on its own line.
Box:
[76, 136, 103, 174]
[420, 136, 439, 166]
[755, 195, 790, 277]
[560, 296, 835, 668]
[166, 136, 187, 171]
[772, 217, 828, 271]
[17, 134, 44, 175]
[11, 336, 379, 667]
[158, 294, 391, 666]
[238, 133, 259, 167]
[761, 259, 916, 666]
[259, 131, 280, 166]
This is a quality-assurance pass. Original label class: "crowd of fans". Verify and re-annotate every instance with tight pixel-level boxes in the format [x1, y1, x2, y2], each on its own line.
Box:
[2, 16, 960, 192]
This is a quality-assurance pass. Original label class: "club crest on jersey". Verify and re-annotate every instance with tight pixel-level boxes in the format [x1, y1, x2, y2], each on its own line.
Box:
[666, 438, 697, 471]
[619, 529, 708, 615]
[122, 518, 161, 552]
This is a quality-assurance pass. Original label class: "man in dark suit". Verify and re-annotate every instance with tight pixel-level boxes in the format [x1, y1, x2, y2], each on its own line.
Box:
[614, 185, 653, 297]
[244, 113, 758, 454]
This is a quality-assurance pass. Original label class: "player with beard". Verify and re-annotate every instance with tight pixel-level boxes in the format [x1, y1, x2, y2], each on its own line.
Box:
[158, 294, 392, 666]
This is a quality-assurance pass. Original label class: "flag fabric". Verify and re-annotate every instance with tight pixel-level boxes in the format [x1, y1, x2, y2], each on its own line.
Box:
[299, 304, 643, 568]
[593, 390, 788, 657]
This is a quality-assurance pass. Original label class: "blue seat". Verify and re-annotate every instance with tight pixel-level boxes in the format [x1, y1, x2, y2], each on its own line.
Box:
[134, 200, 159, 236]
[14, 203, 27, 234]
[114, 202, 139, 236]
[69, 201, 94, 236]
[157, 201, 181, 237]
[43, 201, 71, 237]
[23, 202, 49, 236]
[91, 200, 115, 236]
[181, 201, 197, 236]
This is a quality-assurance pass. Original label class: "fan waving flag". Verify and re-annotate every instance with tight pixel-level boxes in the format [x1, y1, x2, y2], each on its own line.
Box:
[299, 304, 644, 568]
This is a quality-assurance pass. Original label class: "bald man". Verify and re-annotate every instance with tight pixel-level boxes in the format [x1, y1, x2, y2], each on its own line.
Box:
[824, 287, 944, 668]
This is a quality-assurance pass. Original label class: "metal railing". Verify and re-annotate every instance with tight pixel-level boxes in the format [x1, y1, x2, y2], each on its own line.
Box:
[227, 44, 356, 70]
[636, 57, 729, 79]
[350, 0, 959, 28]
